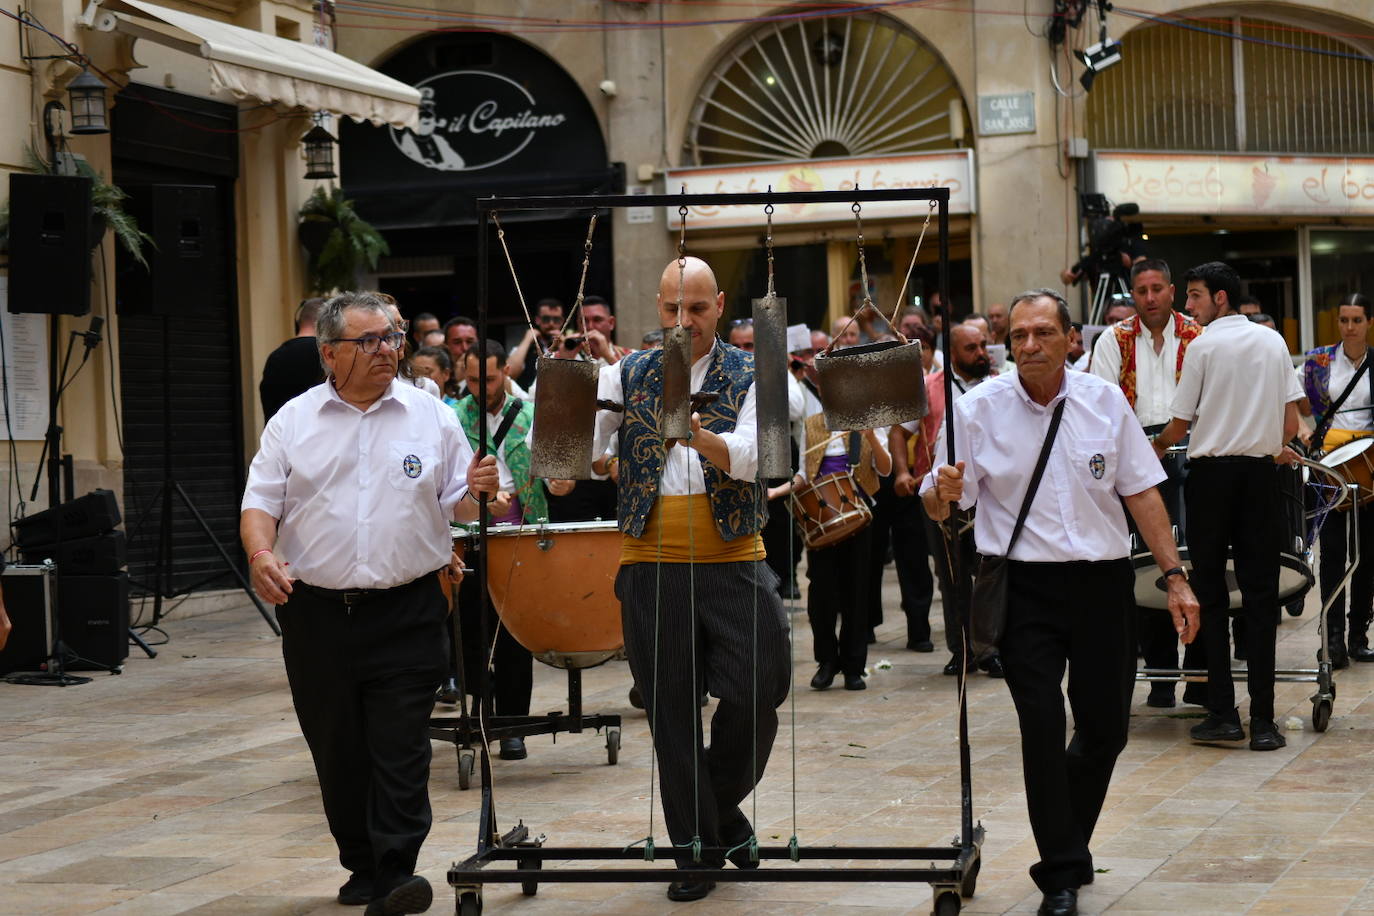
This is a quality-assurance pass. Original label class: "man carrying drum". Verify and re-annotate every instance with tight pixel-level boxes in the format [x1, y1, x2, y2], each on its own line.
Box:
[1299, 291, 1374, 668]
[592, 256, 790, 903]
[1089, 258, 1206, 708]
[1152, 261, 1305, 751]
[892, 319, 1004, 678]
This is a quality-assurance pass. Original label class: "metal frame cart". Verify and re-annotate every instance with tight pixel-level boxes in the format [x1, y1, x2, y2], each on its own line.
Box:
[447, 187, 983, 916]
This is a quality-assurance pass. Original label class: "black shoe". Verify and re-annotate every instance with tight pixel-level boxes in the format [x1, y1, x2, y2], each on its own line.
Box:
[867, 629, 877, 644]
[338, 873, 374, 906]
[907, 638, 935, 652]
[843, 672, 866, 690]
[1234, 644, 1248, 661]
[780, 582, 802, 600]
[1351, 642, 1374, 662]
[1327, 643, 1350, 669]
[499, 737, 527, 760]
[942, 655, 976, 676]
[1037, 888, 1078, 916]
[810, 663, 838, 690]
[1181, 684, 1208, 707]
[363, 876, 432, 916]
[1146, 684, 1177, 708]
[628, 684, 645, 709]
[1249, 718, 1287, 751]
[1285, 598, 1304, 616]
[666, 880, 716, 902]
[435, 678, 460, 706]
[1190, 711, 1245, 742]
[979, 655, 1005, 679]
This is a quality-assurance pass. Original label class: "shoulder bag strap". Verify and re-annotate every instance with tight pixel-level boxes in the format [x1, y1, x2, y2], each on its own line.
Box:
[1314, 353, 1370, 448]
[1006, 398, 1067, 555]
[491, 400, 524, 452]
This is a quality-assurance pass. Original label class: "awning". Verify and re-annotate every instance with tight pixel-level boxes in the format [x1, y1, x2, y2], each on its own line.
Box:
[83, 0, 419, 128]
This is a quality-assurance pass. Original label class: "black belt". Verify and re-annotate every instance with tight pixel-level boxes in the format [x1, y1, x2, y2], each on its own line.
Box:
[1187, 455, 1272, 465]
[296, 570, 439, 607]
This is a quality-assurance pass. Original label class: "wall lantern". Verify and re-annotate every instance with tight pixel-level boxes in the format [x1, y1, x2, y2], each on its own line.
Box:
[303, 119, 337, 180]
[67, 68, 110, 135]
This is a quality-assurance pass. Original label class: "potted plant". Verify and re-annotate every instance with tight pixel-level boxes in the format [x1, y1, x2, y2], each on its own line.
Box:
[298, 185, 389, 294]
[0, 147, 152, 267]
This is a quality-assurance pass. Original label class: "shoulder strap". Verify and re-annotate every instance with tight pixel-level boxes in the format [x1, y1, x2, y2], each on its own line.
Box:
[1007, 398, 1067, 554]
[491, 400, 523, 451]
[1315, 353, 1371, 447]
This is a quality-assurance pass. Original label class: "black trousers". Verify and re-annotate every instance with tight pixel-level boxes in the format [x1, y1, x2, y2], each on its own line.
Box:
[1185, 459, 1281, 721]
[454, 566, 532, 716]
[1319, 505, 1374, 648]
[761, 492, 801, 594]
[806, 525, 873, 676]
[277, 573, 448, 895]
[924, 509, 977, 654]
[1000, 559, 1135, 894]
[616, 560, 791, 860]
[890, 488, 936, 643]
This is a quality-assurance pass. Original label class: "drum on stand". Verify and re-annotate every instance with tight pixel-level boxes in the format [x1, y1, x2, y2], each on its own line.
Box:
[1129, 447, 1314, 611]
[465, 519, 625, 670]
[790, 470, 873, 550]
[1318, 437, 1374, 509]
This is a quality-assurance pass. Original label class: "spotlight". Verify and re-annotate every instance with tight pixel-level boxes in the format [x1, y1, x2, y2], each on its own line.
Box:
[1074, 37, 1121, 91]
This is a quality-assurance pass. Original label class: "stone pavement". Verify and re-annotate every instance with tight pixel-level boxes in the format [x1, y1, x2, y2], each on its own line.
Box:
[1, 574, 1372, 915]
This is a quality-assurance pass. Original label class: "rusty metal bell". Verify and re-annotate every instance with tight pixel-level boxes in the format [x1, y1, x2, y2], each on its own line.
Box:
[814, 339, 929, 431]
[530, 356, 599, 479]
[660, 325, 693, 440]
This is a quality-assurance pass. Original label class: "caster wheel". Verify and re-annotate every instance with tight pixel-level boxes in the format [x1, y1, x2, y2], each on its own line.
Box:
[606, 727, 621, 766]
[458, 748, 475, 790]
[517, 856, 541, 896]
[458, 889, 483, 915]
[932, 889, 961, 916]
[960, 857, 980, 898]
[1312, 698, 1332, 732]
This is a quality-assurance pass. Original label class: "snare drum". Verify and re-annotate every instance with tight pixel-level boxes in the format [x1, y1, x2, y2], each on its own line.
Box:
[790, 470, 873, 550]
[1319, 437, 1374, 509]
[1130, 456, 1313, 611]
[457, 520, 624, 669]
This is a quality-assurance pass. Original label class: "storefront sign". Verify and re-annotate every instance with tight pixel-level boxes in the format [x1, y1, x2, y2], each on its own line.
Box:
[1094, 152, 1374, 216]
[977, 92, 1035, 136]
[664, 151, 975, 229]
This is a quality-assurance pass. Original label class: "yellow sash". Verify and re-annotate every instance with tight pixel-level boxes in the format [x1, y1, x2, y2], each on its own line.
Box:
[1323, 428, 1374, 451]
[620, 494, 765, 565]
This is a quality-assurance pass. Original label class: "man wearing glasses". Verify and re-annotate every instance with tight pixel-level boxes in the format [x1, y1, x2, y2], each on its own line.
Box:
[727, 317, 755, 351]
[241, 292, 499, 916]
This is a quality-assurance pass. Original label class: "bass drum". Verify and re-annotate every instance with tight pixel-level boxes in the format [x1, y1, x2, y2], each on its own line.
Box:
[1130, 456, 1313, 611]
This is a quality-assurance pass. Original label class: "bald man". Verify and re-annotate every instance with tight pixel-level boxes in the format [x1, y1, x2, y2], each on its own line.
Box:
[830, 316, 861, 350]
[593, 257, 790, 902]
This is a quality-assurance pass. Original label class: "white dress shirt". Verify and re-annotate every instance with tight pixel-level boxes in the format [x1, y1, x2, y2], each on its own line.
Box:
[1325, 346, 1374, 432]
[1090, 316, 1186, 428]
[1170, 315, 1304, 458]
[593, 343, 759, 494]
[798, 382, 846, 466]
[921, 371, 1165, 562]
[242, 379, 473, 590]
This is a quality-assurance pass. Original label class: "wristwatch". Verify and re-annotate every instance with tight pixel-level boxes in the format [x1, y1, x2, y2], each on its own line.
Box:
[1163, 566, 1189, 583]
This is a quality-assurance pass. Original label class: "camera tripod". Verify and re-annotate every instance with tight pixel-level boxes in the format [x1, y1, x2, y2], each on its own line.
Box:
[1089, 270, 1130, 325]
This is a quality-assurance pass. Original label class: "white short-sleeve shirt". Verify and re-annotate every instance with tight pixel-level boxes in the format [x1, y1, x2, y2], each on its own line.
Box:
[921, 370, 1165, 562]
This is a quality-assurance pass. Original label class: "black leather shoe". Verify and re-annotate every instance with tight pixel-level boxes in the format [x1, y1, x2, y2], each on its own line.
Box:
[338, 873, 373, 906]
[1350, 642, 1374, 662]
[942, 655, 976, 675]
[1181, 684, 1208, 706]
[1190, 711, 1245, 742]
[364, 875, 432, 915]
[499, 737, 527, 760]
[907, 638, 935, 652]
[843, 672, 866, 690]
[1326, 643, 1350, 669]
[1037, 888, 1078, 916]
[1285, 597, 1305, 616]
[628, 684, 645, 708]
[666, 880, 715, 901]
[1249, 718, 1287, 751]
[1146, 684, 1177, 708]
[979, 655, 1005, 679]
[780, 582, 802, 600]
[435, 678, 460, 706]
[810, 663, 838, 690]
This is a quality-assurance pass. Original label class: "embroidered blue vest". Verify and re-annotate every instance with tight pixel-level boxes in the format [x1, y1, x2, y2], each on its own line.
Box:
[618, 340, 764, 540]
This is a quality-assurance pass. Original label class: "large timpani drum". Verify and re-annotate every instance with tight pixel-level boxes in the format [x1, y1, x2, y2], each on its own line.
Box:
[789, 470, 873, 550]
[456, 520, 624, 670]
[1319, 437, 1374, 509]
[1129, 449, 1313, 611]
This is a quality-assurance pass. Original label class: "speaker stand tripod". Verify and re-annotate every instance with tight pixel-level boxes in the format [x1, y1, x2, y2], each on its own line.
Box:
[130, 314, 280, 636]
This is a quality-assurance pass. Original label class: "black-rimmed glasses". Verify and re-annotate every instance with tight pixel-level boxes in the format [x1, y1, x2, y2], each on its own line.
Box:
[331, 331, 406, 354]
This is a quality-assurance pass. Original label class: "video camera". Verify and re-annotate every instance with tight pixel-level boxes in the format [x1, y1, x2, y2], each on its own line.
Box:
[1078, 193, 1144, 279]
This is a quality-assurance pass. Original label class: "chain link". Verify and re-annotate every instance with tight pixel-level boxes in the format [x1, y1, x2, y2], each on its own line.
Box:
[675, 194, 689, 324]
[764, 197, 776, 299]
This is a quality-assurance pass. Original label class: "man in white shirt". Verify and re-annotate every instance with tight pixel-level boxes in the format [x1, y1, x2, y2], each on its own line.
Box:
[1152, 261, 1304, 753]
[1090, 258, 1205, 708]
[923, 290, 1199, 916]
[241, 292, 498, 916]
[592, 257, 789, 903]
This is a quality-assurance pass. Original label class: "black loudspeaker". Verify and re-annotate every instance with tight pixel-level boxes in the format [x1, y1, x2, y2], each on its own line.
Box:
[0, 566, 55, 675]
[13, 489, 122, 547]
[116, 184, 214, 315]
[7, 173, 93, 316]
[20, 530, 127, 575]
[57, 573, 130, 671]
